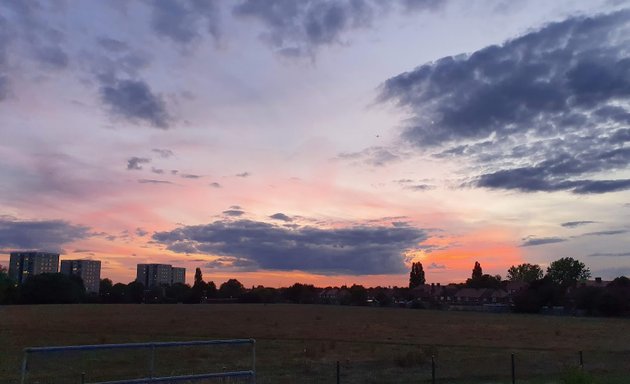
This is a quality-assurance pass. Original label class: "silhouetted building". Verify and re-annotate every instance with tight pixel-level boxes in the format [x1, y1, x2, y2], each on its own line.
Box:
[171, 267, 186, 285]
[9, 251, 59, 284]
[60, 259, 101, 294]
[136, 264, 186, 288]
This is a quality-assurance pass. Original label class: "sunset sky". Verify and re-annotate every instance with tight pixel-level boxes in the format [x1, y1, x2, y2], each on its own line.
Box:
[1, 0, 629, 287]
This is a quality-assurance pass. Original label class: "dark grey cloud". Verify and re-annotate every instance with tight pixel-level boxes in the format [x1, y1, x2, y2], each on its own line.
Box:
[233, 0, 376, 57]
[204, 256, 257, 271]
[0, 75, 8, 100]
[181, 174, 201, 179]
[337, 146, 402, 167]
[209, 182, 222, 188]
[405, 184, 434, 192]
[152, 148, 174, 158]
[148, 0, 220, 44]
[151, 167, 164, 174]
[236, 172, 250, 178]
[401, 0, 443, 11]
[136, 228, 148, 237]
[381, 10, 630, 194]
[153, 219, 428, 274]
[33, 45, 68, 69]
[589, 252, 630, 257]
[137, 179, 173, 184]
[97, 37, 129, 52]
[520, 236, 566, 247]
[127, 157, 151, 170]
[561, 221, 596, 228]
[427, 262, 446, 269]
[270, 213, 292, 222]
[0, 2, 70, 97]
[582, 229, 628, 236]
[222, 209, 245, 217]
[0, 218, 91, 252]
[232, 0, 444, 58]
[100, 78, 171, 128]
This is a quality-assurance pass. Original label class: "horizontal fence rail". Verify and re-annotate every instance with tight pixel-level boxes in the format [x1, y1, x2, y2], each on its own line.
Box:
[20, 339, 256, 384]
[87, 370, 255, 384]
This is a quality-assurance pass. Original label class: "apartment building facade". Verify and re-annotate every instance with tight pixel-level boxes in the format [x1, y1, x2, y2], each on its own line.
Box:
[8, 251, 59, 284]
[136, 264, 186, 288]
[60, 259, 102, 294]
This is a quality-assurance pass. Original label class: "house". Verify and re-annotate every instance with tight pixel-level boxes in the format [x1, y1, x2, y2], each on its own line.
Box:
[580, 277, 611, 288]
[453, 288, 493, 304]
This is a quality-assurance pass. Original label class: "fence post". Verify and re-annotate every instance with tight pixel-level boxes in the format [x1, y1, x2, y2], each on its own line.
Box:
[149, 344, 156, 379]
[81, 372, 86, 384]
[579, 351, 583, 369]
[336, 360, 340, 384]
[252, 339, 256, 384]
[20, 351, 29, 384]
[511, 353, 515, 384]
[431, 355, 436, 384]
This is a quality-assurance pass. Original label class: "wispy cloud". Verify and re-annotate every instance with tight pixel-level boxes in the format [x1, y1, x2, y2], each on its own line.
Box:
[520, 237, 566, 247]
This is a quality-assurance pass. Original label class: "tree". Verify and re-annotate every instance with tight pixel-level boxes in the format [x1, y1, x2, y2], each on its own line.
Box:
[19, 273, 85, 304]
[0, 264, 16, 304]
[546, 257, 591, 288]
[194, 268, 204, 287]
[513, 276, 562, 313]
[349, 284, 368, 306]
[466, 274, 502, 289]
[472, 261, 483, 279]
[165, 283, 192, 303]
[99, 278, 113, 302]
[191, 267, 207, 303]
[125, 281, 145, 303]
[409, 262, 426, 289]
[206, 280, 217, 298]
[507, 263, 543, 283]
[219, 279, 245, 299]
[283, 283, 318, 304]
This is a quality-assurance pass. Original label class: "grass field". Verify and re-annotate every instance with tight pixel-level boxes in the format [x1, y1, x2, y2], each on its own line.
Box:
[1, 304, 630, 383]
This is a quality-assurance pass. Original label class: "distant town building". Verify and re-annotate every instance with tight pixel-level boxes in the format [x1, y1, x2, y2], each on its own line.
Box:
[60, 259, 102, 294]
[171, 267, 186, 285]
[136, 264, 186, 288]
[8, 251, 59, 284]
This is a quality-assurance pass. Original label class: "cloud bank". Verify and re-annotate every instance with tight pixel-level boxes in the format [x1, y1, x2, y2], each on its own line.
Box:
[0, 218, 91, 252]
[153, 219, 427, 274]
[381, 10, 630, 194]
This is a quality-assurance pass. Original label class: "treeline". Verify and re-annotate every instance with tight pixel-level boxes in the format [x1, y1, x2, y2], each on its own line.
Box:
[410, 257, 630, 316]
[2, 259, 630, 317]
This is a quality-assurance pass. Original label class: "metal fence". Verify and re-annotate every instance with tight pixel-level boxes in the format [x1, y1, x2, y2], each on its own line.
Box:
[20, 340, 256, 384]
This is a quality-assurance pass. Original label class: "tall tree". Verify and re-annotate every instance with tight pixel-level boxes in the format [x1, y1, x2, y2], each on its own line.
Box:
[472, 261, 483, 279]
[546, 257, 591, 288]
[194, 268, 204, 287]
[409, 262, 426, 289]
[507, 263, 543, 283]
[191, 267, 207, 303]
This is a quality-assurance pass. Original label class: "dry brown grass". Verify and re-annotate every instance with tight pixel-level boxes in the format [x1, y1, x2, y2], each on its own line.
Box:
[2, 304, 630, 383]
